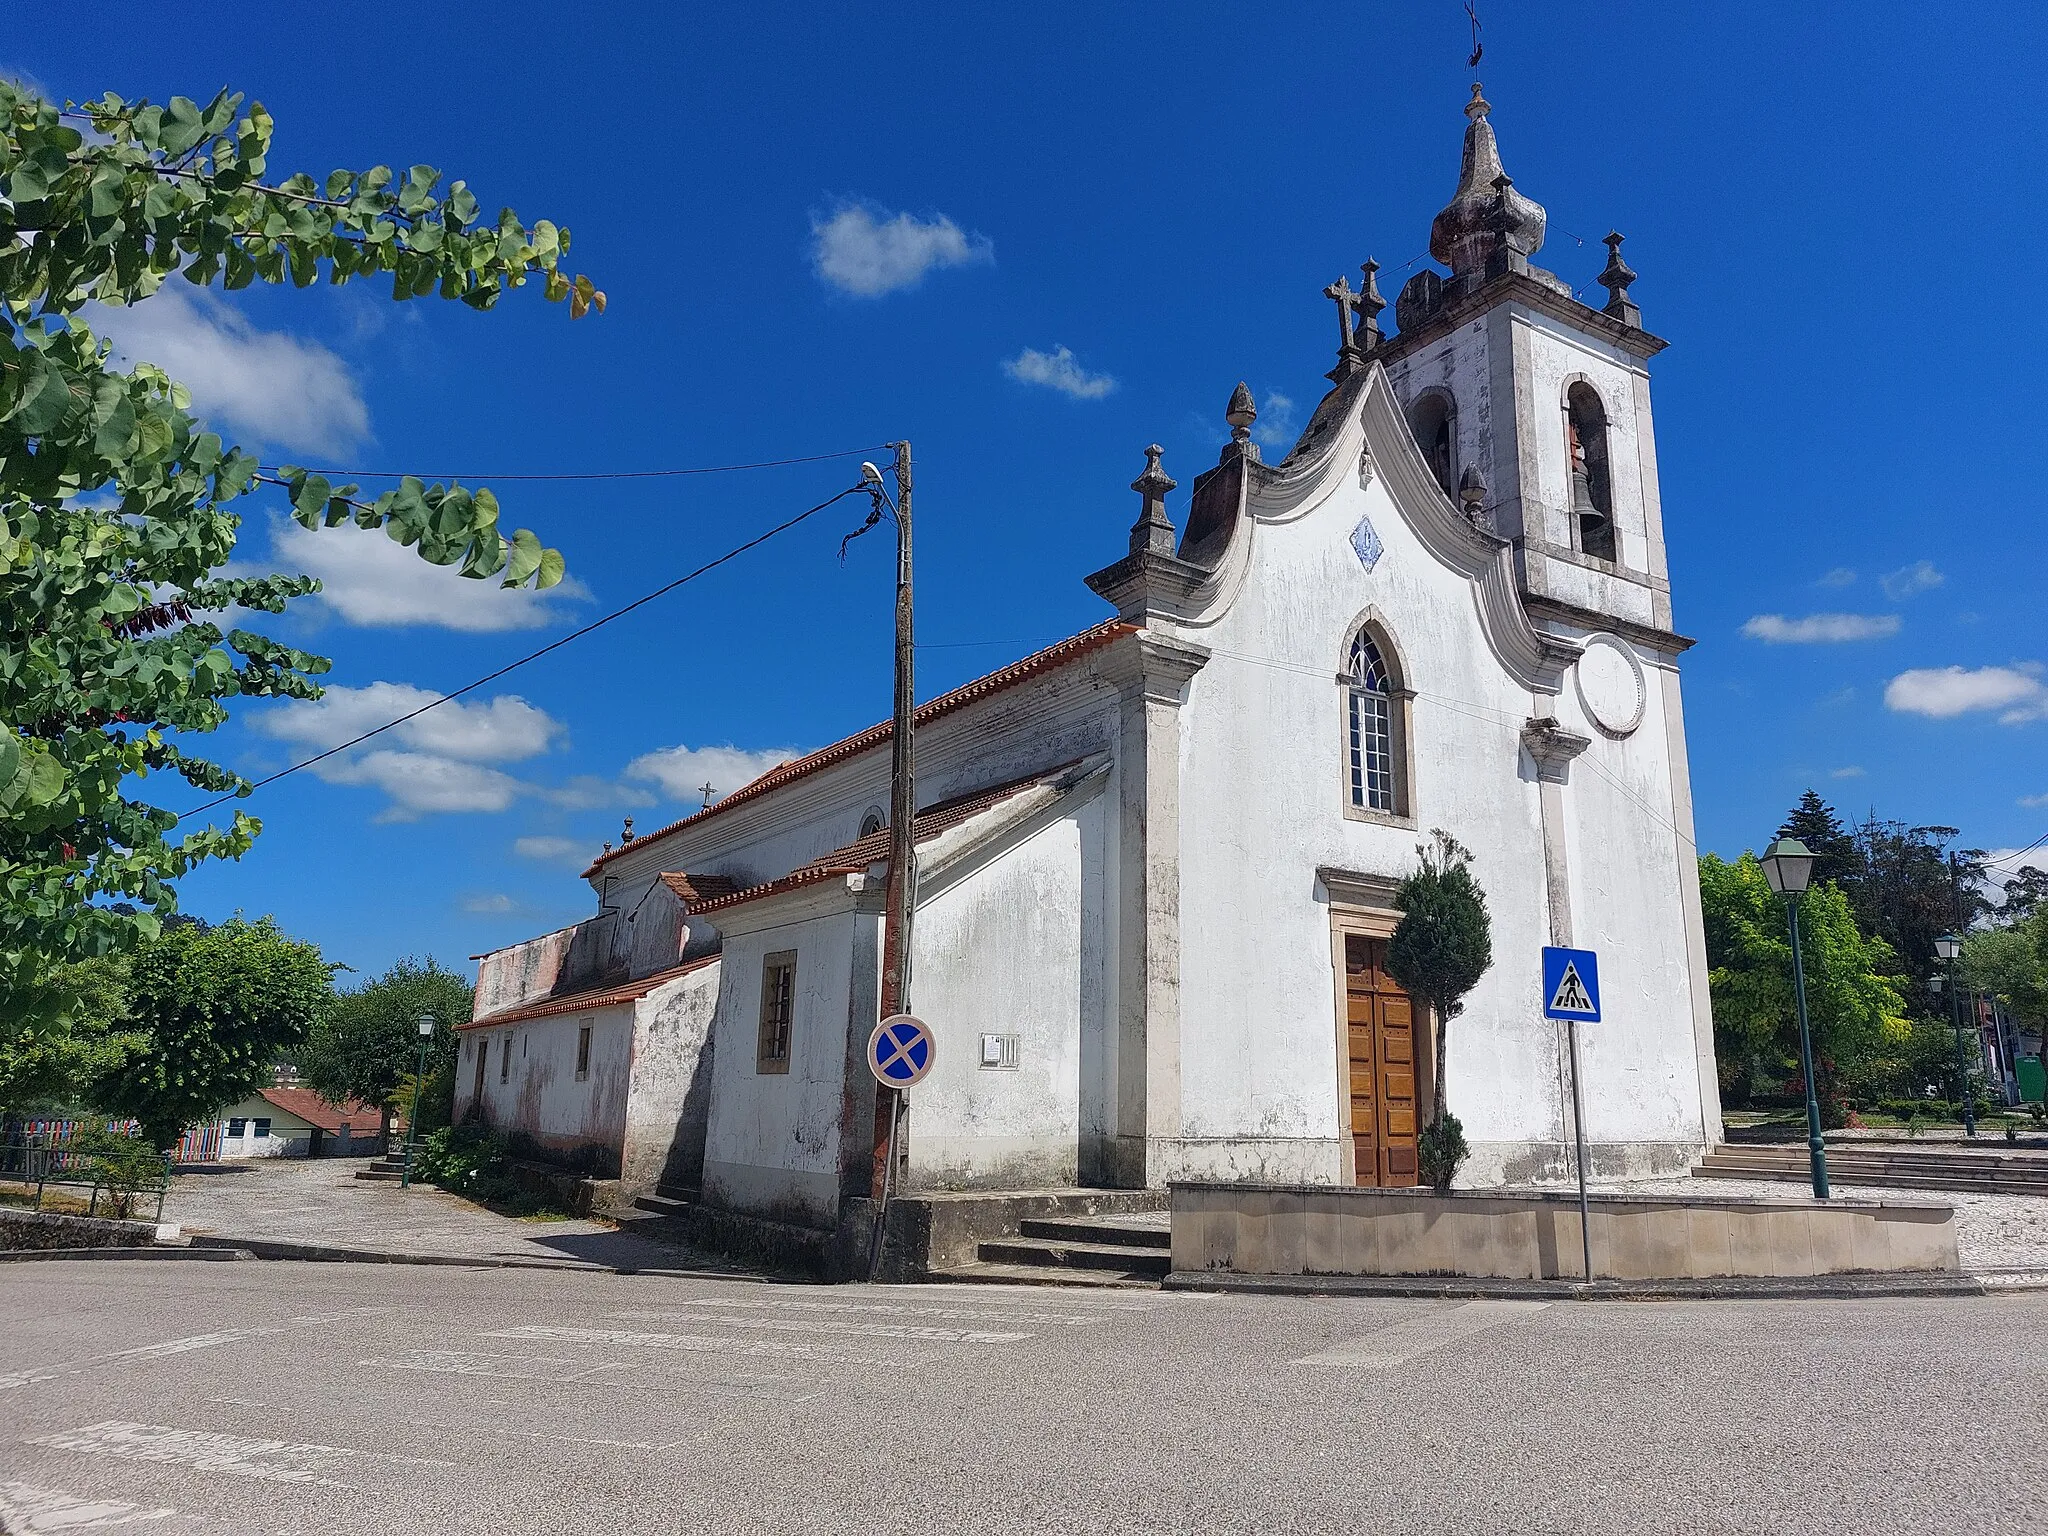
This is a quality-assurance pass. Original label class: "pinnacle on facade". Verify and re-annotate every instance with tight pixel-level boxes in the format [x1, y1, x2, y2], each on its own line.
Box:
[1127, 443, 1178, 556]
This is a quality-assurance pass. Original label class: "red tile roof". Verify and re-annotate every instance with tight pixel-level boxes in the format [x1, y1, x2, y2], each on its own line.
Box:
[583, 620, 1136, 877]
[657, 872, 738, 905]
[680, 765, 1077, 917]
[463, 955, 718, 1031]
[255, 1087, 386, 1135]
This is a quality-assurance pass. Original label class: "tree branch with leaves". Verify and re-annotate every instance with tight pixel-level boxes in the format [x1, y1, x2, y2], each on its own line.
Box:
[0, 81, 601, 1042]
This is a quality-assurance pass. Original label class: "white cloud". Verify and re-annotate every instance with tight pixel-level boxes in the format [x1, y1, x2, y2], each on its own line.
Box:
[810, 201, 992, 297]
[1818, 567, 1857, 588]
[1741, 613, 1900, 643]
[1884, 664, 2048, 723]
[1251, 390, 1298, 450]
[1880, 560, 1944, 600]
[514, 835, 594, 867]
[91, 286, 369, 455]
[2019, 794, 2048, 810]
[1002, 345, 1116, 401]
[269, 520, 590, 633]
[1830, 766, 1866, 779]
[252, 682, 561, 763]
[461, 893, 518, 914]
[316, 749, 526, 823]
[626, 743, 804, 804]
[539, 776, 653, 812]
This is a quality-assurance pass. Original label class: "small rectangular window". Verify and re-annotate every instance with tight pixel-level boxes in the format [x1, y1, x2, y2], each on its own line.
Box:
[757, 952, 796, 1074]
[576, 1023, 592, 1081]
[253, 1118, 271, 1138]
[227, 1118, 246, 1137]
[501, 1033, 512, 1082]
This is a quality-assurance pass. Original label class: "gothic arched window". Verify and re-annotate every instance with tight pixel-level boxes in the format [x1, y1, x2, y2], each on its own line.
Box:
[1407, 390, 1457, 499]
[1345, 627, 1406, 816]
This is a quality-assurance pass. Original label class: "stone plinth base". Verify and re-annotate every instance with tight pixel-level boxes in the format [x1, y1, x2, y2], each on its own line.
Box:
[1170, 1182, 1959, 1282]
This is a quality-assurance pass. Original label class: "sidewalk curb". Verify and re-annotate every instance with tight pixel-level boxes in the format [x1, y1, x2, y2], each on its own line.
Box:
[187, 1233, 763, 1281]
[1161, 1270, 1997, 1302]
[0, 1245, 254, 1263]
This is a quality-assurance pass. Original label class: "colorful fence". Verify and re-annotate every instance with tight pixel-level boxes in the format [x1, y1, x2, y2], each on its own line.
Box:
[7, 1117, 223, 1165]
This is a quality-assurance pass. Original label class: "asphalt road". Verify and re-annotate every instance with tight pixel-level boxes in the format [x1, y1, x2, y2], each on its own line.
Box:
[2, 1260, 2044, 1535]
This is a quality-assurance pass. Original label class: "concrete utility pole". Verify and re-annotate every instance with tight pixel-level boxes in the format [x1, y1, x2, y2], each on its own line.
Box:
[875, 440, 915, 1198]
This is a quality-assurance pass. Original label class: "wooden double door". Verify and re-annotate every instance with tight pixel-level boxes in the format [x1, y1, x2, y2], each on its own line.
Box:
[1344, 934, 1420, 1187]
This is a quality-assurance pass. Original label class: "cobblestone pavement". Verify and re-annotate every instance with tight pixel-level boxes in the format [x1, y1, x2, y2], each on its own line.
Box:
[161, 1157, 706, 1270]
[3, 1261, 2044, 1535]
[1604, 1175, 2048, 1272]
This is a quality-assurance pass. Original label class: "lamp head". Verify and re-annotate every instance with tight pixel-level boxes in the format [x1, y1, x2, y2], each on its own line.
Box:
[417, 1012, 436, 1038]
[1759, 837, 1815, 898]
[1934, 932, 1963, 962]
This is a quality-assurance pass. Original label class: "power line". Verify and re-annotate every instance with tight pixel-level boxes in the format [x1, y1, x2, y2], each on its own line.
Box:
[257, 444, 894, 484]
[177, 481, 874, 823]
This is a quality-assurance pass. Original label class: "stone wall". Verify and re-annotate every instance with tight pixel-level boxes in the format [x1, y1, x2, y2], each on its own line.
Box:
[0, 1207, 164, 1251]
[1171, 1182, 1959, 1282]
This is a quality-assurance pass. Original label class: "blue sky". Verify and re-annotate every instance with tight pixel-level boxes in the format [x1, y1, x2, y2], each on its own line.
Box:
[18, 2, 2046, 980]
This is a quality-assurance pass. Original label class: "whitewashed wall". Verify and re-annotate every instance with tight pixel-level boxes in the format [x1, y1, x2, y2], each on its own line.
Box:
[456, 1004, 633, 1174]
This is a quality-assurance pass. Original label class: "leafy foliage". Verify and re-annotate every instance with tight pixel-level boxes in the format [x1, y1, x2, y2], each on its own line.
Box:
[1777, 790, 1858, 890]
[71, 1124, 167, 1218]
[1699, 852, 1910, 1124]
[85, 917, 333, 1147]
[298, 956, 468, 1132]
[1962, 916, 2048, 1033]
[0, 951, 140, 1109]
[1386, 829, 1493, 1188]
[0, 80, 594, 1038]
[1416, 1113, 1468, 1195]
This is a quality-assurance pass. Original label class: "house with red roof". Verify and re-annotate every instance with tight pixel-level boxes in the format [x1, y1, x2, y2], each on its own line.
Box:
[210, 1085, 388, 1159]
[459, 85, 1721, 1260]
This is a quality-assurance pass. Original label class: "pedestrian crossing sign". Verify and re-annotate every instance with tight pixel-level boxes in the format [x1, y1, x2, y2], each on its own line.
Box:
[1542, 946, 1601, 1021]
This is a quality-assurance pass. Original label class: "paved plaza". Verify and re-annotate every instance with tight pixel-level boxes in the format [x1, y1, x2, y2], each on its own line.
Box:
[3, 1259, 2045, 1534]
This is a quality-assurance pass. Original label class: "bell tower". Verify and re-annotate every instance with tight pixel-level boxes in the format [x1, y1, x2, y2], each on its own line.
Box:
[1375, 84, 1677, 638]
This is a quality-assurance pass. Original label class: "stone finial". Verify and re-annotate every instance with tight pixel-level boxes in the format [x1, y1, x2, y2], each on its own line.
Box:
[1223, 382, 1261, 464]
[1599, 231, 1642, 326]
[620, 816, 635, 844]
[1466, 81, 1491, 123]
[1128, 443, 1178, 556]
[1356, 259, 1386, 353]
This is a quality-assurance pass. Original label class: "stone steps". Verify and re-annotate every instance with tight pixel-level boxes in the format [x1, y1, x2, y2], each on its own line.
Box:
[932, 1260, 1164, 1290]
[961, 1212, 1173, 1287]
[1695, 1144, 2048, 1197]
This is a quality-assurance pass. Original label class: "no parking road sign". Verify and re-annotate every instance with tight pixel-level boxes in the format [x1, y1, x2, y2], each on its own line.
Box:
[1542, 947, 1602, 1022]
[868, 1014, 936, 1089]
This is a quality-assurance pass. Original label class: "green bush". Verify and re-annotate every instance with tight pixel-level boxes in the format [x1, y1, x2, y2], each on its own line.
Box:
[72, 1127, 167, 1219]
[1417, 1112, 1469, 1193]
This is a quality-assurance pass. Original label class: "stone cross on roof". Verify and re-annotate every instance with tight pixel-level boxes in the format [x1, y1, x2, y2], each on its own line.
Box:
[1322, 274, 1363, 380]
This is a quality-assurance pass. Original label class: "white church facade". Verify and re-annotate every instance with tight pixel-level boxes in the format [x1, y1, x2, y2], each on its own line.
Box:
[456, 84, 1721, 1235]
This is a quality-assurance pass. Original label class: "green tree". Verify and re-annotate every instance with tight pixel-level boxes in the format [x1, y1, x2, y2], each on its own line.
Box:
[299, 956, 469, 1142]
[1844, 819, 1987, 993]
[0, 951, 140, 1109]
[87, 917, 333, 1148]
[1385, 830, 1493, 1189]
[1699, 852, 1910, 1123]
[1963, 915, 2048, 1033]
[0, 81, 595, 1045]
[1778, 790, 1858, 890]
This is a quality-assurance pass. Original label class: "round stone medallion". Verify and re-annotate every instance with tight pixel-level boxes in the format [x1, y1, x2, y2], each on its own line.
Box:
[1574, 633, 1646, 738]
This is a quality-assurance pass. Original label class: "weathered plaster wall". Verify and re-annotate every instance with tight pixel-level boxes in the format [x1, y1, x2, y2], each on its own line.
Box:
[902, 795, 1106, 1189]
[700, 892, 864, 1229]
[457, 1005, 633, 1174]
[472, 925, 576, 1018]
[620, 961, 721, 1195]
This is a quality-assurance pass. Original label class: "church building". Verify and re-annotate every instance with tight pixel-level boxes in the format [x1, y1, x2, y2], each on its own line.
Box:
[456, 84, 1722, 1239]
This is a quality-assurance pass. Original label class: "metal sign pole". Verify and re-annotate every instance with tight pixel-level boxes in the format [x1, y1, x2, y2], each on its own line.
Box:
[1567, 1016, 1593, 1282]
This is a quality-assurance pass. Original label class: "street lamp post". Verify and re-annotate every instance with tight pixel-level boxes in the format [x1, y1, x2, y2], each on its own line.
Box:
[1760, 837, 1829, 1199]
[400, 1012, 435, 1189]
[1935, 933, 1975, 1138]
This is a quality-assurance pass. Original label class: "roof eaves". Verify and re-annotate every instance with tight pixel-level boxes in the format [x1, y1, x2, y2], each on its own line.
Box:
[581, 619, 1136, 877]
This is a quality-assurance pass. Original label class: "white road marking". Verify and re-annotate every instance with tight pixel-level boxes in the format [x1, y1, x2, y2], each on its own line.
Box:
[672, 1314, 1033, 1344]
[0, 1308, 395, 1391]
[616, 1298, 1105, 1326]
[361, 1350, 603, 1381]
[1296, 1301, 1550, 1366]
[484, 1325, 900, 1367]
[0, 1480, 182, 1530]
[26, 1422, 459, 1490]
